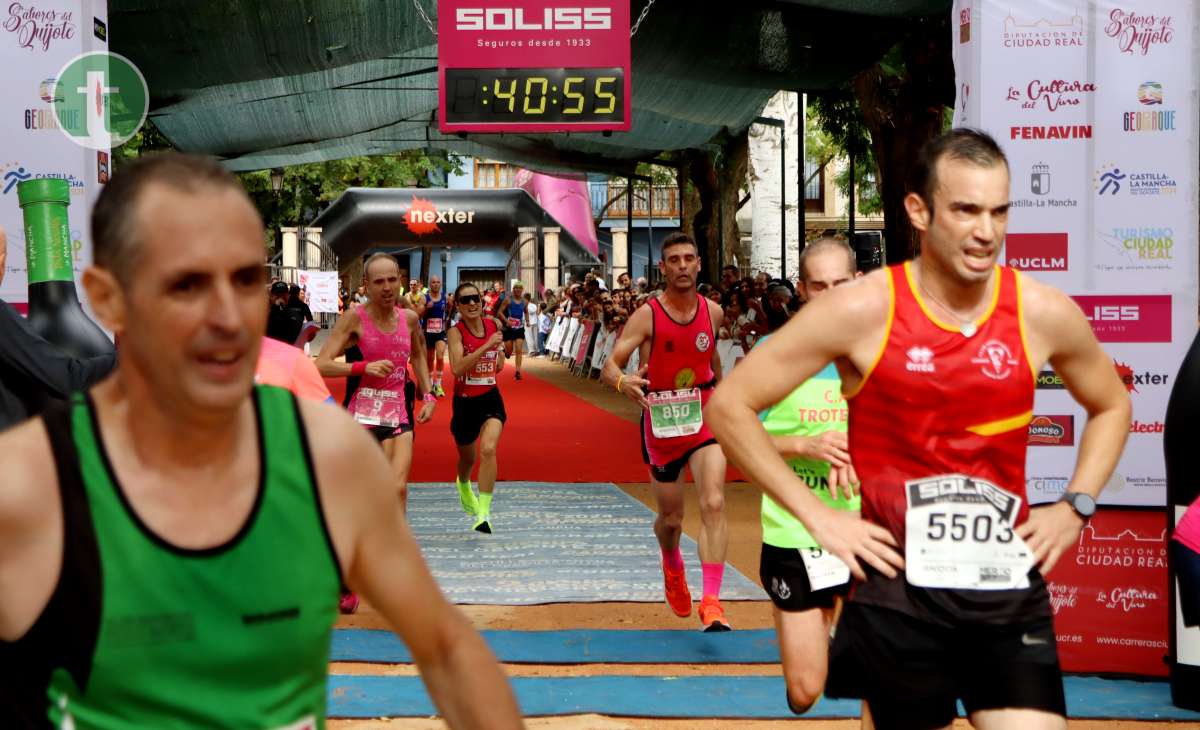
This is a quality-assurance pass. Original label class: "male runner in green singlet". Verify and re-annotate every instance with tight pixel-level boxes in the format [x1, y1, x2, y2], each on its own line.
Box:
[0, 153, 521, 729]
[757, 238, 861, 713]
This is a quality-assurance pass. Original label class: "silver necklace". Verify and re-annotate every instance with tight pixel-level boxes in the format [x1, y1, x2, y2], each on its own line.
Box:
[917, 279, 983, 338]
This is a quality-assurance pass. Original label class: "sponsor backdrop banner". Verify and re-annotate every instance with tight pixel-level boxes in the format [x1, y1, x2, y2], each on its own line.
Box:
[954, 0, 1199, 509]
[1, 0, 109, 307]
[954, 0, 1198, 675]
[1045, 509, 1169, 676]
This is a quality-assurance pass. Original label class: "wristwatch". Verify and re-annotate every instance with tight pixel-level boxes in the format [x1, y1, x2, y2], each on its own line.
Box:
[1059, 491, 1097, 521]
[422, 393, 436, 403]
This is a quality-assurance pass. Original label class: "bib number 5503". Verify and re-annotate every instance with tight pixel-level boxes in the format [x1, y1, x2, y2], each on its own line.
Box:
[925, 511, 1014, 544]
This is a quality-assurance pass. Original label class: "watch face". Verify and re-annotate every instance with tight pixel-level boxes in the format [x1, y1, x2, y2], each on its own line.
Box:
[1070, 493, 1097, 516]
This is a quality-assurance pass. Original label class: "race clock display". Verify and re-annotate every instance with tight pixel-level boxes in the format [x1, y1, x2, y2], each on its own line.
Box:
[444, 67, 625, 126]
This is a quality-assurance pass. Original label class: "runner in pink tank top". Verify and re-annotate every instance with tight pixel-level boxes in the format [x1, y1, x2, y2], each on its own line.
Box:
[600, 232, 733, 633]
[349, 302, 411, 436]
[316, 254, 436, 614]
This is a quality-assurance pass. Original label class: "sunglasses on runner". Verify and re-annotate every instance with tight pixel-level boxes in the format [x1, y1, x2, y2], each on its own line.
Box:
[458, 294, 482, 305]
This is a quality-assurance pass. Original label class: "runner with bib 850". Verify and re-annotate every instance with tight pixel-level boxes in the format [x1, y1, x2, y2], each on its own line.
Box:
[602, 232, 733, 632]
[708, 129, 1131, 730]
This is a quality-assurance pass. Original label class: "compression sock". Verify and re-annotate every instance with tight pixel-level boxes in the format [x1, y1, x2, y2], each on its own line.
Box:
[477, 491, 494, 517]
[661, 546, 685, 572]
[701, 562, 725, 599]
[455, 477, 477, 515]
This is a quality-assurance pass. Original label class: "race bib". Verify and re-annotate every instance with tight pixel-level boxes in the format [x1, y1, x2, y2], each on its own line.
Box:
[646, 388, 703, 439]
[466, 351, 498, 386]
[352, 387, 403, 427]
[508, 316, 522, 329]
[425, 317, 443, 333]
[904, 474, 1033, 590]
[799, 546, 851, 592]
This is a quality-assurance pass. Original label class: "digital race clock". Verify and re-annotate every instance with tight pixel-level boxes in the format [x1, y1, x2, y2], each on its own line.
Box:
[438, 1, 631, 134]
[444, 68, 624, 125]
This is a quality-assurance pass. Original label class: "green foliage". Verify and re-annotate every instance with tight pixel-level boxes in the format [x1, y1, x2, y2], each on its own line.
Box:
[112, 118, 175, 169]
[807, 91, 881, 217]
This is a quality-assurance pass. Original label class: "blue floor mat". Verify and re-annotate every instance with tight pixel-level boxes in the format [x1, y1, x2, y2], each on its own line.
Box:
[327, 674, 1200, 720]
[407, 481, 766, 604]
[332, 628, 780, 664]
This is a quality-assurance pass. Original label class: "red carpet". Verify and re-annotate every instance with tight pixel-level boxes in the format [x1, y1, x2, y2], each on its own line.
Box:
[327, 367, 649, 482]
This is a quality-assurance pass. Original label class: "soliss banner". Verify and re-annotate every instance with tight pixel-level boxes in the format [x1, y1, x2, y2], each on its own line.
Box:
[953, 0, 1198, 510]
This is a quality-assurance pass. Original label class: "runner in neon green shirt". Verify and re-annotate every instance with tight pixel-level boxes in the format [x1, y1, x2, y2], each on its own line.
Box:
[757, 238, 861, 714]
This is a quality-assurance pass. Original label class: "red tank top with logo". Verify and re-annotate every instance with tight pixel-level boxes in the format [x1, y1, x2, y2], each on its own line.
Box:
[847, 263, 1036, 546]
[348, 304, 410, 425]
[645, 296, 716, 392]
[454, 318, 500, 398]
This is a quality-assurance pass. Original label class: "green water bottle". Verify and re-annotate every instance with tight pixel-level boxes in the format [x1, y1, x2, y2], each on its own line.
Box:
[17, 178, 113, 358]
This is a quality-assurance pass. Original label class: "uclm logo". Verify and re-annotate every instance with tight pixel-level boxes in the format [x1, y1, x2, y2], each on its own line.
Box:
[1072, 295, 1171, 343]
[456, 7, 613, 31]
[1006, 232, 1067, 271]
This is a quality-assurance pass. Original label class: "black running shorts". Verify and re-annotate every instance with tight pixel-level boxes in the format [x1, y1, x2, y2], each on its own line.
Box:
[450, 387, 507, 445]
[825, 601, 1066, 730]
[502, 327, 525, 342]
[425, 331, 447, 350]
[759, 543, 850, 612]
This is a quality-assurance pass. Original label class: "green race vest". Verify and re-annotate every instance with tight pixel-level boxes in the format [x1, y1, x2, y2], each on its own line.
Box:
[48, 386, 341, 729]
[759, 361, 860, 549]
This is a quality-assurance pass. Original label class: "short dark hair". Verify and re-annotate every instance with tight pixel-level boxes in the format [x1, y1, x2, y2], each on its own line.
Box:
[910, 128, 1008, 215]
[660, 232, 697, 258]
[91, 151, 248, 283]
[721, 264, 739, 274]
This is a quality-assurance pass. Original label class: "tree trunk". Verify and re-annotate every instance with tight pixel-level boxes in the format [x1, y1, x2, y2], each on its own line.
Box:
[717, 129, 750, 275]
[680, 148, 720, 284]
[852, 16, 953, 264]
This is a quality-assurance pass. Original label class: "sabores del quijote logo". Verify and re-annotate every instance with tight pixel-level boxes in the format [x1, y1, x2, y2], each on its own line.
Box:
[1104, 9, 1173, 56]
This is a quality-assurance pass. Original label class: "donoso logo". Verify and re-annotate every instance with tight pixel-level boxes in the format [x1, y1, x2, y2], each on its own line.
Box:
[1072, 295, 1171, 343]
[1006, 232, 1067, 271]
[456, 7, 612, 31]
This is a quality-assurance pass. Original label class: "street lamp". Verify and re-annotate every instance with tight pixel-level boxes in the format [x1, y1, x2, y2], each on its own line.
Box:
[270, 167, 285, 194]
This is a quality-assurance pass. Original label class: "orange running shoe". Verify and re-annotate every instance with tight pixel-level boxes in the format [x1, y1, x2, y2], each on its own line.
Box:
[662, 563, 692, 617]
[699, 595, 732, 632]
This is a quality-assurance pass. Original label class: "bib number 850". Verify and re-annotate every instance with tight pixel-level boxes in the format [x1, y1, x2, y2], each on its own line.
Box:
[925, 511, 1014, 544]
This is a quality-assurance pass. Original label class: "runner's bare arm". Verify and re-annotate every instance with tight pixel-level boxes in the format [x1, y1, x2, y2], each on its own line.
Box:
[0, 421, 61, 642]
[302, 400, 523, 729]
[406, 310, 432, 398]
[315, 308, 360, 377]
[1016, 278, 1132, 572]
[708, 299, 725, 383]
[601, 302, 651, 408]
[706, 273, 903, 580]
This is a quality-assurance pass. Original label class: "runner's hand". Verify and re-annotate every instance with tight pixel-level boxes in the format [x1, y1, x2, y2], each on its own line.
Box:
[802, 431, 851, 467]
[416, 400, 435, 424]
[828, 463, 860, 502]
[486, 332, 504, 349]
[365, 360, 395, 377]
[806, 505, 903, 582]
[1015, 501, 1085, 574]
[619, 365, 651, 410]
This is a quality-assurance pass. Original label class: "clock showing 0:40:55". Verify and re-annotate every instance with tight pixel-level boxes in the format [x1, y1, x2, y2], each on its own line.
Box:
[444, 67, 625, 125]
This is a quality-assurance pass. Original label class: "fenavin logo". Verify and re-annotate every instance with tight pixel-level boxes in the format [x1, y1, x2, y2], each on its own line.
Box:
[52, 52, 148, 150]
[456, 7, 612, 31]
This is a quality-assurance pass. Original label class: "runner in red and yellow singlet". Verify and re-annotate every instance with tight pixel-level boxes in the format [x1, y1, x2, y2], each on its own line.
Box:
[602, 232, 733, 632]
[708, 130, 1131, 729]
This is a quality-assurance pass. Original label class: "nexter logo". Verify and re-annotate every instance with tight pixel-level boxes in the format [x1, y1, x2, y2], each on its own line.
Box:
[456, 7, 612, 31]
